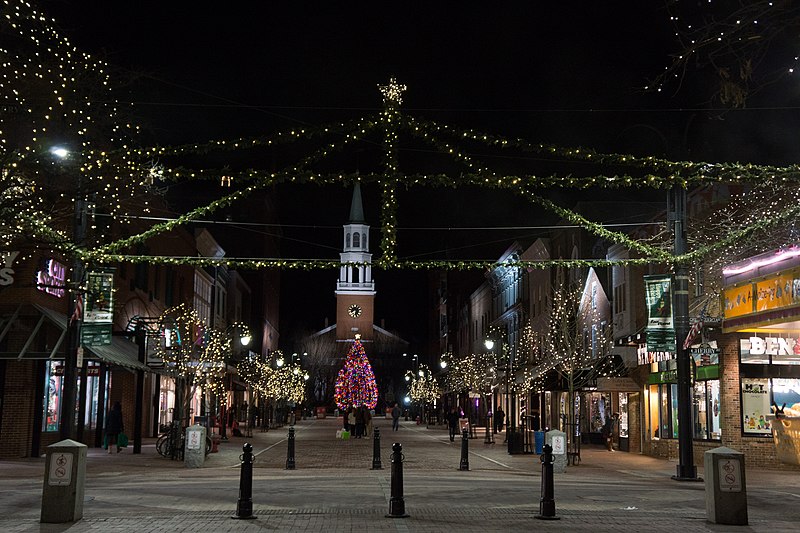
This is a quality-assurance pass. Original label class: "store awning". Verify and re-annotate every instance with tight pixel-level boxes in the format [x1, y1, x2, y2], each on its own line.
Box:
[22, 305, 151, 372]
[85, 338, 150, 372]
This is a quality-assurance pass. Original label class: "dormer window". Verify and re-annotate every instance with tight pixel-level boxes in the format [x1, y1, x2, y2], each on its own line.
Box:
[353, 232, 360, 248]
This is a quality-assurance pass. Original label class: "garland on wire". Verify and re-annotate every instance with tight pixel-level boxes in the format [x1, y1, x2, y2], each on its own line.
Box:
[120, 116, 378, 159]
[10, 0, 800, 275]
[79, 254, 672, 270]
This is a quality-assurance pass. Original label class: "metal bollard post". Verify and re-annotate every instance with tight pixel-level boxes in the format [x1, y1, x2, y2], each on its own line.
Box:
[535, 443, 559, 520]
[232, 443, 256, 520]
[285, 426, 296, 470]
[484, 414, 494, 444]
[386, 442, 409, 518]
[372, 428, 383, 470]
[459, 428, 470, 471]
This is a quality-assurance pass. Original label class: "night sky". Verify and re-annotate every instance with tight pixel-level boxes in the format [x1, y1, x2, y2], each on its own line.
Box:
[41, 1, 800, 353]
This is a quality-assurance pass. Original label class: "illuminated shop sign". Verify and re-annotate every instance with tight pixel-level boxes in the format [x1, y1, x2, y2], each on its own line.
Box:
[0, 251, 19, 286]
[740, 336, 800, 365]
[723, 266, 800, 320]
[637, 344, 672, 365]
[36, 259, 65, 298]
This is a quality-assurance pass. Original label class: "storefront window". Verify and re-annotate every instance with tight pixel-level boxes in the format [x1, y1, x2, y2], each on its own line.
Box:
[693, 380, 721, 440]
[659, 384, 670, 438]
[647, 383, 680, 439]
[670, 384, 679, 438]
[692, 381, 707, 439]
[647, 384, 659, 438]
[587, 392, 611, 433]
[772, 378, 800, 414]
[159, 378, 176, 429]
[618, 393, 628, 438]
[708, 380, 721, 439]
[42, 361, 62, 432]
[741, 377, 771, 435]
[81, 363, 107, 430]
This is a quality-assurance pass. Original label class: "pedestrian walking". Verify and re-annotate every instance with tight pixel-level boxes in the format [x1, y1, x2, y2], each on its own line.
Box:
[602, 412, 619, 451]
[355, 405, 365, 438]
[391, 402, 401, 431]
[348, 407, 357, 437]
[447, 407, 460, 442]
[105, 401, 124, 454]
[494, 405, 505, 434]
[364, 405, 373, 437]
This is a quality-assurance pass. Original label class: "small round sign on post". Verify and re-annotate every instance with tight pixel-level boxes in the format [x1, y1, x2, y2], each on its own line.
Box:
[719, 458, 742, 492]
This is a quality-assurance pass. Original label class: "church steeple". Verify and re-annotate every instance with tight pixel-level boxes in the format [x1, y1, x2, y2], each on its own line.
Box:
[349, 181, 365, 223]
[336, 182, 375, 341]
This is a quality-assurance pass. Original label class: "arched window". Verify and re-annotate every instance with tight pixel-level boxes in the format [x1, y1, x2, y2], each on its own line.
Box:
[353, 232, 360, 248]
[346, 233, 351, 248]
[362, 233, 367, 249]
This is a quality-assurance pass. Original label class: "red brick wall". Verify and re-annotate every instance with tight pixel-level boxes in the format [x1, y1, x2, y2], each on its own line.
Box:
[0, 361, 37, 458]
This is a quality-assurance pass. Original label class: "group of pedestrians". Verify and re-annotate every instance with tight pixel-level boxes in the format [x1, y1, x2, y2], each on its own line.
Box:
[343, 405, 373, 438]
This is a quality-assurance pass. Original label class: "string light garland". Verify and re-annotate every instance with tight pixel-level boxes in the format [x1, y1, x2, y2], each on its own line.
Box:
[6, 3, 800, 276]
[406, 364, 441, 404]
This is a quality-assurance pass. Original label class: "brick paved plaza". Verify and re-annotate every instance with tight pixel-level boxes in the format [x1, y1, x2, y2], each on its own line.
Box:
[1, 416, 799, 532]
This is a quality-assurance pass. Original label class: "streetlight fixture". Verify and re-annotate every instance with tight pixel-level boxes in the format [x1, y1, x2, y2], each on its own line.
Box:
[440, 360, 447, 369]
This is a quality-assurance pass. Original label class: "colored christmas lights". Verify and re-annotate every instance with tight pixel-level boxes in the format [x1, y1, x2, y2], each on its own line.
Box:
[334, 338, 378, 410]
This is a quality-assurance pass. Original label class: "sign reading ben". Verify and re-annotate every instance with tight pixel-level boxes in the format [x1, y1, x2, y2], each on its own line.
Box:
[740, 336, 800, 365]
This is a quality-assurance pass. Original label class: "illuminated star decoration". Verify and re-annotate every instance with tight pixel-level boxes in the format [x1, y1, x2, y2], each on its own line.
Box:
[378, 77, 407, 107]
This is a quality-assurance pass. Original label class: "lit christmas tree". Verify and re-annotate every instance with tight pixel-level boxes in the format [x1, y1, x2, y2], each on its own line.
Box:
[334, 336, 378, 410]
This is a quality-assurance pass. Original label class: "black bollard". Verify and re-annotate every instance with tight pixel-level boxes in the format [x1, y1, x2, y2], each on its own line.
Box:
[372, 428, 383, 470]
[286, 426, 296, 470]
[484, 414, 494, 444]
[459, 428, 470, 471]
[535, 443, 560, 520]
[232, 443, 257, 520]
[386, 442, 409, 518]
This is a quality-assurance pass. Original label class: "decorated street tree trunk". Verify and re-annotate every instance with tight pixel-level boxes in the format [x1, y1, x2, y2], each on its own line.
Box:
[334, 338, 378, 410]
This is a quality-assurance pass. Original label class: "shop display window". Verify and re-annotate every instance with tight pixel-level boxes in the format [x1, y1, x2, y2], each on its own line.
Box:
[693, 379, 721, 440]
[772, 378, 800, 415]
[617, 393, 628, 438]
[42, 361, 62, 432]
[81, 363, 107, 430]
[741, 377, 772, 435]
[647, 383, 680, 439]
[647, 384, 659, 438]
[587, 392, 611, 433]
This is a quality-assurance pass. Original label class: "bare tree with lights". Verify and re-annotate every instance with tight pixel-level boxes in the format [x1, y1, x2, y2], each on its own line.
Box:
[442, 350, 500, 426]
[538, 275, 620, 441]
[155, 304, 230, 427]
[651, 1, 800, 107]
[406, 364, 441, 422]
[294, 330, 339, 406]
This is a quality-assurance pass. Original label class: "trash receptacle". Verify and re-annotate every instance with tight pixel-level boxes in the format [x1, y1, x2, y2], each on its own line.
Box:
[534, 430, 545, 454]
[507, 430, 524, 454]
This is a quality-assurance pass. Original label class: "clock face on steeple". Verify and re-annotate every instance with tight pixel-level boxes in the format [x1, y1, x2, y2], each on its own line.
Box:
[348, 304, 362, 318]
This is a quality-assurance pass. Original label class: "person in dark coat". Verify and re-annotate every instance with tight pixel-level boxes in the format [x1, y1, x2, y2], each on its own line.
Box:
[391, 403, 401, 431]
[106, 401, 124, 454]
[447, 407, 460, 442]
[602, 412, 619, 451]
[494, 406, 505, 434]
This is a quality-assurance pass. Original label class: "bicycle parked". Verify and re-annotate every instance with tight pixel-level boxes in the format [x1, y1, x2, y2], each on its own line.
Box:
[156, 421, 211, 460]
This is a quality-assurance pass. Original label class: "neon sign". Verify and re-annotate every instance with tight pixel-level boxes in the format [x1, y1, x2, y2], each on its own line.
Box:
[36, 259, 65, 298]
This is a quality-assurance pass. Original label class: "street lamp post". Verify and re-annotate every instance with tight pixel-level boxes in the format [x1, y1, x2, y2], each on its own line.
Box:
[670, 185, 698, 481]
[220, 326, 251, 441]
[58, 147, 86, 441]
